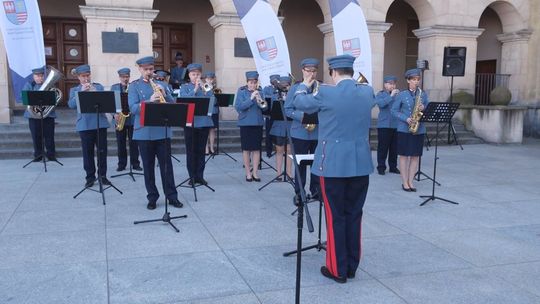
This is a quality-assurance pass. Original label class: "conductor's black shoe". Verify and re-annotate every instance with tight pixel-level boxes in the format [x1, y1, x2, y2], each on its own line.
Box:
[147, 201, 157, 210]
[101, 177, 112, 186]
[389, 168, 400, 174]
[116, 166, 126, 172]
[347, 270, 356, 279]
[169, 199, 184, 208]
[32, 156, 43, 162]
[377, 168, 385, 175]
[132, 165, 143, 171]
[85, 178, 95, 188]
[320, 266, 346, 284]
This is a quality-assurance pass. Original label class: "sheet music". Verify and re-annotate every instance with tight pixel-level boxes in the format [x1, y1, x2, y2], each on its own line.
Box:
[288, 154, 314, 165]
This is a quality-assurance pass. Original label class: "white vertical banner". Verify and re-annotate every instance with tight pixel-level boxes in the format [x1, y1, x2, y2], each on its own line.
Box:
[330, 0, 372, 84]
[0, 0, 45, 101]
[232, 0, 291, 86]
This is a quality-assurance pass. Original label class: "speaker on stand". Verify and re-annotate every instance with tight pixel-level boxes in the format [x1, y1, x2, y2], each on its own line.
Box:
[442, 47, 466, 149]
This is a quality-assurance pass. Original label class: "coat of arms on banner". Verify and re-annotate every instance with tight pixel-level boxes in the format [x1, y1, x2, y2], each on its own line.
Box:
[257, 36, 278, 61]
[3, 0, 28, 25]
[342, 38, 361, 57]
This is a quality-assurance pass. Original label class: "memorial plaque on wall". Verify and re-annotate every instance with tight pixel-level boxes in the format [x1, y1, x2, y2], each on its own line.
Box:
[234, 38, 253, 58]
[102, 31, 139, 54]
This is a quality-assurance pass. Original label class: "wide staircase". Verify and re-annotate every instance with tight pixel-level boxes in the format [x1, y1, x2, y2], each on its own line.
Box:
[0, 108, 483, 160]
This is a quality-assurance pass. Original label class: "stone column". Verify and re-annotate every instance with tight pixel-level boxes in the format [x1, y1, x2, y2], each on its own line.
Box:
[0, 31, 10, 123]
[317, 22, 334, 83]
[79, 1, 158, 87]
[368, 21, 392, 92]
[208, 13, 255, 120]
[413, 25, 484, 102]
[497, 29, 532, 104]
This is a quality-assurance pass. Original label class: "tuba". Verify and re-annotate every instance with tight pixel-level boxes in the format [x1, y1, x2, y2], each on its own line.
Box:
[27, 66, 63, 119]
[408, 88, 424, 134]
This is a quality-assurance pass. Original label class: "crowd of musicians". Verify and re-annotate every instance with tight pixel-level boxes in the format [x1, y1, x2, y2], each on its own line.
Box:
[19, 53, 428, 284]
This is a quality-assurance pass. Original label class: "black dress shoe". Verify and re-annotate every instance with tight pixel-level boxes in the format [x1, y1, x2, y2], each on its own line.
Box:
[116, 166, 126, 172]
[47, 156, 58, 161]
[389, 168, 400, 174]
[252, 177, 261, 182]
[377, 169, 385, 175]
[132, 165, 143, 171]
[246, 176, 253, 182]
[402, 184, 411, 192]
[196, 178, 208, 185]
[85, 179, 95, 188]
[320, 266, 346, 284]
[101, 177, 112, 186]
[347, 270, 356, 279]
[147, 201, 157, 210]
[168, 199, 184, 208]
[410, 187, 417, 192]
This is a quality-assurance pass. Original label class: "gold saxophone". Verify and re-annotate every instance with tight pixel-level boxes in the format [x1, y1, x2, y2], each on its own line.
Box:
[303, 80, 319, 132]
[116, 83, 130, 132]
[149, 78, 166, 103]
[408, 88, 424, 134]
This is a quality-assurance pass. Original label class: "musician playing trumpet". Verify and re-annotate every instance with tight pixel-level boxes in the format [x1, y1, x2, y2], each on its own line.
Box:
[375, 75, 400, 176]
[203, 72, 219, 155]
[111, 68, 141, 172]
[234, 71, 264, 182]
[68, 64, 111, 188]
[391, 69, 429, 192]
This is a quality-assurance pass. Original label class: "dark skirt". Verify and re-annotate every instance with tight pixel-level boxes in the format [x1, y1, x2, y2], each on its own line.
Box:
[211, 113, 219, 128]
[397, 132, 424, 156]
[240, 126, 263, 151]
[272, 135, 287, 146]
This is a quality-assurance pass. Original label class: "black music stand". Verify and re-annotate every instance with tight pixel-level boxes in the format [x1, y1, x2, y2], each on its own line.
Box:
[22, 91, 64, 171]
[111, 92, 144, 181]
[258, 99, 294, 191]
[73, 91, 123, 205]
[176, 97, 216, 202]
[419, 102, 460, 206]
[133, 103, 189, 232]
[284, 155, 325, 257]
[206, 93, 237, 162]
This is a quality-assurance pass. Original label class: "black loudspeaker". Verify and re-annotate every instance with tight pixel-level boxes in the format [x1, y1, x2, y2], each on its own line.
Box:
[442, 47, 466, 77]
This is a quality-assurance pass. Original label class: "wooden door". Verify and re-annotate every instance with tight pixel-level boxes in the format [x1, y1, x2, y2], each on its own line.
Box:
[42, 18, 87, 106]
[152, 23, 192, 72]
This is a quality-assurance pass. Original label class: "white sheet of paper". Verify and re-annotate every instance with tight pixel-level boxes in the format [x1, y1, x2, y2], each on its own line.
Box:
[288, 154, 314, 165]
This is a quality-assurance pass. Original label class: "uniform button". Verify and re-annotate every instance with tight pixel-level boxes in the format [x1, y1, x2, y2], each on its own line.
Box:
[319, 167, 323, 170]
[336, 140, 339, 143]
[322, 154, 325, 157]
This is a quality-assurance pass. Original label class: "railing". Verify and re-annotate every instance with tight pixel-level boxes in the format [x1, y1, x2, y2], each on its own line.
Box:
[475, 73, 511, 105]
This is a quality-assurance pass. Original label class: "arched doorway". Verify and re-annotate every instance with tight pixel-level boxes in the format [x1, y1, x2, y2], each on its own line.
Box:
[279, 0, 324, 81]
[384, 0, 419, 89]
[475, 7, 504, 105]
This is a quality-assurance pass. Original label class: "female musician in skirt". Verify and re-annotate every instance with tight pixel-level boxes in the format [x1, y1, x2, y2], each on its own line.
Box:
[391, 68, 429, 192]
[234, 71, 264, 182]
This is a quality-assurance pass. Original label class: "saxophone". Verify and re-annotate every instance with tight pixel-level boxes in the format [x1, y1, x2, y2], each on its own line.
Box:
[149, 78, 166, 103]
[115, 83, 130, 132]
[408, 88, 424, 134]
[303, 80, 319, 132]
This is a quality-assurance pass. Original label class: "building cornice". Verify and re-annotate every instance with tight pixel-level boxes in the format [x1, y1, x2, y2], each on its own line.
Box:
[208, 14, 242, 29]
[497, 29, 533, 43]
[318, 21, 392, 35]
[79, 5, 158, 21]
[413, 25, 484, 39]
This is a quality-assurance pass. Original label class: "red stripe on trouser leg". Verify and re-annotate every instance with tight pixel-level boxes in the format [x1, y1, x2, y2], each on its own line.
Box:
[320, 176, 338, 277]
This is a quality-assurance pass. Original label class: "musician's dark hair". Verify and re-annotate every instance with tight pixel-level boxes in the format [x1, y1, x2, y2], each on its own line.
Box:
[329, 67, 354, 77]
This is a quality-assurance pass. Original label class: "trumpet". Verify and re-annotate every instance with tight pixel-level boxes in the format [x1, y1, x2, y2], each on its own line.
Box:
[253, 85, 267, 110]
[202, 80, 213, 93]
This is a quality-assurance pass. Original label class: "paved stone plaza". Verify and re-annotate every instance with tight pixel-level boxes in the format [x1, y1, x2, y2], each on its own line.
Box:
[1, 141, 540, 304]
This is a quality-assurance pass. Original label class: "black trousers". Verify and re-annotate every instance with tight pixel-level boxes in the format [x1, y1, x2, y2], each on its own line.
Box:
[320, 175, 369, 278]
[264, 117, 273, 157]
[184, 127, 210, 180]
[137, 139, 177, 202]
[292, 138, 319, 195]
[115, 125, 140, 168]
[79, 128, 107, 181]
[28, 117, 56, 158]
[377, 128, 398, 171]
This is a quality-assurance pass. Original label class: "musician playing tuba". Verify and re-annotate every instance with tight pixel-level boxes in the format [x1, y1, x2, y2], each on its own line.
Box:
[68, 64, 112, 188]
[284, 58, 322, 204]
[111, 68, 141, 172]
[391, 68, 429, 192]
[20, 66, 59, 162]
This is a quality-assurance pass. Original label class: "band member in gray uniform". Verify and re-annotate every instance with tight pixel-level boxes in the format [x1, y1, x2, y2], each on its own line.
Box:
[293, 54, 374, 284]
[270, 76, 292, 181]
[128, 56, 183, 210]
[68, 64, 111, 188]
[285, 58, 321, 202]
[391, 68, 429, 192]
[169, 52, 186, 88]
[375, 75, 400, 175]
[20, 66, 57, 161]
[111, 67, 141, 172]
[263, 74, 280, 157]
[235, 71, 264, 182]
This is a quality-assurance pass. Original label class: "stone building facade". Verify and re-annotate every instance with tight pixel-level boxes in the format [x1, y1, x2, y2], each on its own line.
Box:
[0, 0, 539, 135]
